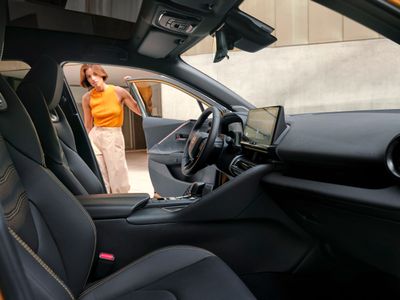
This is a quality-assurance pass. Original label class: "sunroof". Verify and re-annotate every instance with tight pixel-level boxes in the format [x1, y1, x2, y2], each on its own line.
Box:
[25, 0, 143, 23]
[7, 0, 143, 39]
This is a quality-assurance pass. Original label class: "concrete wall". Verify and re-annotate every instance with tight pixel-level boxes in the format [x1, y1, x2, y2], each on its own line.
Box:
[185, 0, 380, 56]
[183, 38, 400, 114]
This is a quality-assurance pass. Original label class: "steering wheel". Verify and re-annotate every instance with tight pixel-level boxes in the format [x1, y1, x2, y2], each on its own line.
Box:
[181, 106, 221, 176]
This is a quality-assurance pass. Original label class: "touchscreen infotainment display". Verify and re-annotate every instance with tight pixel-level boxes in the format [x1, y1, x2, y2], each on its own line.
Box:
[241, 106, 281, 150]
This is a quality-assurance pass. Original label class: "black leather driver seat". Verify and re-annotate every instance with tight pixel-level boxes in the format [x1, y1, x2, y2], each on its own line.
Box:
[0, 75, 256, 300]
[16, 56, 106, 195]
[0, 7, 256, 300]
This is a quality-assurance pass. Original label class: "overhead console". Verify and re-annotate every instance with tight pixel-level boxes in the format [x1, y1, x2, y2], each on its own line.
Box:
[136, 0, 241, 58]
[136, 0, 276, 59]
[157, 10, 201, 34]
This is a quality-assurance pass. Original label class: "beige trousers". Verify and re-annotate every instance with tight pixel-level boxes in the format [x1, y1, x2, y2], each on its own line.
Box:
[89, 127, 130, 193]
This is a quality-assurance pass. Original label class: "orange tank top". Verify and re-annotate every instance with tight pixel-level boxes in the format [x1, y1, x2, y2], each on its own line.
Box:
[90, 85, 124, 127]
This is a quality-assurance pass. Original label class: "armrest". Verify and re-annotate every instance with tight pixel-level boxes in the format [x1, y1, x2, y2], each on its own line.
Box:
[76, 193, 150, 219]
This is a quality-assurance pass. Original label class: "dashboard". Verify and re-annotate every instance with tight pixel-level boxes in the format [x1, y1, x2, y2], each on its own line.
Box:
[224, 107, 400, 184]
[221, 106, 400, 278]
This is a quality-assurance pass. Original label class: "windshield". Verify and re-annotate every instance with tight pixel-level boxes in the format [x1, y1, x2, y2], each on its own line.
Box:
[182, 2, 400, 115]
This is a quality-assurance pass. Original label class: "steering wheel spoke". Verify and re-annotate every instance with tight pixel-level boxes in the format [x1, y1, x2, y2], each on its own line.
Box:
[181, 107, 221, 176]
[197, 139, 207, 154]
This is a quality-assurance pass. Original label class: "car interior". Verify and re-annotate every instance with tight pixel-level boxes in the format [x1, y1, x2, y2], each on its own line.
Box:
[2, 0, 400, 299]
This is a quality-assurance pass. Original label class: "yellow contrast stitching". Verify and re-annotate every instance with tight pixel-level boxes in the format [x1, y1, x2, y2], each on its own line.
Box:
[8, 227, 75, 300]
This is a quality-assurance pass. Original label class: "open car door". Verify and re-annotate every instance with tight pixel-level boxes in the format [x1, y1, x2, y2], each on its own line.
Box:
[125, 76, 223, 196]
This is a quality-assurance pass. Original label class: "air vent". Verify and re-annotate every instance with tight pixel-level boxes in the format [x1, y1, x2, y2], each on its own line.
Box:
[229, 156, 255, 176]
[386, 136, 400, 178]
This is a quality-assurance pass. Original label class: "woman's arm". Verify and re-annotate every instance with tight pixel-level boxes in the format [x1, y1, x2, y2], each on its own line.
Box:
[82, 93, 93, 132]
[116, 86, 142, 116]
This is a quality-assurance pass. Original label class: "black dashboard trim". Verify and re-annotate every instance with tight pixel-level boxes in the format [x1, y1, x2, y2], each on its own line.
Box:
[263, 172, 400, 220]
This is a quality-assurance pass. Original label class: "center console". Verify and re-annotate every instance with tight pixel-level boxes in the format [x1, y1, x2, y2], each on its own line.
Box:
[76, 193, 151, 219]
[77, 181, 213, 219]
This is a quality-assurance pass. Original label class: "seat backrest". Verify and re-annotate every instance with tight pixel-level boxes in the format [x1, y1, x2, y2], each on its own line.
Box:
[0, 73, 97, 299]
[16, 56, 106, 195]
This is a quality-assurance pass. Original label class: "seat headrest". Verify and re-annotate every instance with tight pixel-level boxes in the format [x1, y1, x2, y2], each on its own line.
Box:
[0, 75, 44, 165]
[21, 56, 64, 110]
[0, 0, 6, 60]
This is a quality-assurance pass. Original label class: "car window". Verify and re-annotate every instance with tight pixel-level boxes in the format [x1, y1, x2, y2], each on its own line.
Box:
[182, 2, 400, 115]
[64, 62, 209, 121]
[132, 80, 208, 120]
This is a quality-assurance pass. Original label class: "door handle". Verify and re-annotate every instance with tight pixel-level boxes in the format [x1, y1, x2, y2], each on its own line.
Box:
[175, 134, 188, 141]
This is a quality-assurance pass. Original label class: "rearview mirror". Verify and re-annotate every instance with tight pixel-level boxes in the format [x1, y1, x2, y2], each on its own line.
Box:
[213, 9, 277, 63]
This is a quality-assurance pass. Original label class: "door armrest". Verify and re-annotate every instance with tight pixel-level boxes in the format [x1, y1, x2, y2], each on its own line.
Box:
[77, 193, 150, 219]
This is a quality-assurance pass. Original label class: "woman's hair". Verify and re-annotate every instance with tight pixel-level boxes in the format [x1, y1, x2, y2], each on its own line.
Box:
[80, 64, 108, 88]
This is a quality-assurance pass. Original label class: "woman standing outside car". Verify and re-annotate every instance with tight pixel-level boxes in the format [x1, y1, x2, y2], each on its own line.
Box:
[81, 64, 141, 193]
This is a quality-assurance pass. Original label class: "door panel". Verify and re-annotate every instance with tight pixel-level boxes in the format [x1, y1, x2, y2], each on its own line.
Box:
[142, 117, 188, 149]
[146, 118, 191, 196]
[128, 79, 217, 196]
[145, 118, 217, 196]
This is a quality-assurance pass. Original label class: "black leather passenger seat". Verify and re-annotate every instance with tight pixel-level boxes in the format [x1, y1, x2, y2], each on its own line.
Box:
[16, 55, 106, 195]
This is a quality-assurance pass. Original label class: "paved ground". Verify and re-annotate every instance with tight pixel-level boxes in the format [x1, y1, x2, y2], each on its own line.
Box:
[126, 150, 154, 196]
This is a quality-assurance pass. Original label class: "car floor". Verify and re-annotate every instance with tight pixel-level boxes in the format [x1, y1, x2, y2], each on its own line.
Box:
[242, 271, 400, 300]
[241, 249, 400, 300]
[125, 150, 154, 195]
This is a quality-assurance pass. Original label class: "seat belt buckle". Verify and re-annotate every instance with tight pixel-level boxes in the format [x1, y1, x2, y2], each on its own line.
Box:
[94, 252, 116, 279]
[99, 252, 115, 262]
